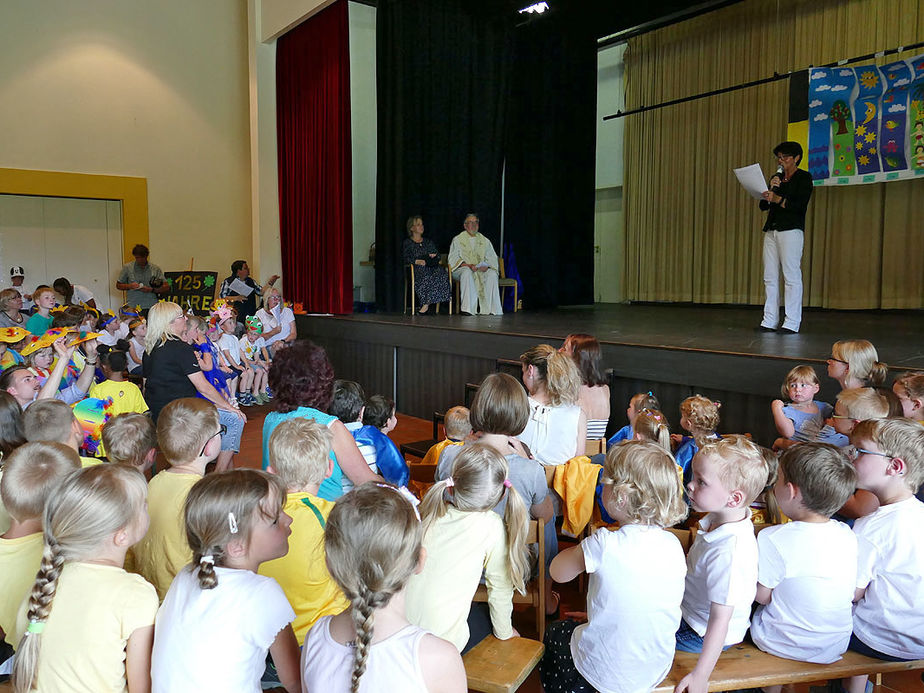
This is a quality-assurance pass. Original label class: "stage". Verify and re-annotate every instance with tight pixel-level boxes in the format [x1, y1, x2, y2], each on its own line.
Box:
[295, 303, 922, 448]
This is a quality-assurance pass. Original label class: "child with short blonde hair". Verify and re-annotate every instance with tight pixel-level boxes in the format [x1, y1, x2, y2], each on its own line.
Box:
[11, 465, 157, 693]
[131, 398, 221, 601]
[771, 365, 847, 450]
[673, 394, 721, 482]
[541, 441, 687, 693]
[260, 418, 350, 646]
[608, 391, 660, 447]
[674, 435, 768, 693]
[421, 405, 471, 466]
[302, 483, 466, 693]
[406, 444, 530, 652]
[0, 443, 79, 651]
[751, 444, 862, 683]
[843, 418, 924, 693]
[101, 413, 158, 473]
[150, 469, 301, 693]
[832, 388, 890, 438]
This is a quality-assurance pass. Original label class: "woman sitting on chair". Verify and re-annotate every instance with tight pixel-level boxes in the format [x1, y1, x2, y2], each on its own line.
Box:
[403, 215, 451, 314]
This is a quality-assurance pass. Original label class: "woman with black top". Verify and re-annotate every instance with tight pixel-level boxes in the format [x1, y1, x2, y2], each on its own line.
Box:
[758, 140, 813, 334]
[142, 301, 246, 471]
[402, 216, 451, 314]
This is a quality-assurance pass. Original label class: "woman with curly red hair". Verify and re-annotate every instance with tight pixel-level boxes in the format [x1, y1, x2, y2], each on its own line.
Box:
[261, 340, 381, 500]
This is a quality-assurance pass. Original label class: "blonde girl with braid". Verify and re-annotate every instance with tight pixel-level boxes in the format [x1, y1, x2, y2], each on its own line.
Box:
[301, 483, 465, 693]
[519, 344, 587, 465]
[405, 444, 530, 652]
[150, 469, 301, 693]
[11, 465, 157, 693]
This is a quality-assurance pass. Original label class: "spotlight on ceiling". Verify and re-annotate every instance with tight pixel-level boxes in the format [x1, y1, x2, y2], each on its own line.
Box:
[518, 2, 550, 14]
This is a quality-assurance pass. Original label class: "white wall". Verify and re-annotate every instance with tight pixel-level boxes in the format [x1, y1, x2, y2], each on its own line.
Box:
[349, 2, 377, 304]
[0, 1, 254, 283]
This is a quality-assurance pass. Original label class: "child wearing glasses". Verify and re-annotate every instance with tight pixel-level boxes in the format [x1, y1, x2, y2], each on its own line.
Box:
[131, 398, 222, 601]
[842, 418, 924, 693]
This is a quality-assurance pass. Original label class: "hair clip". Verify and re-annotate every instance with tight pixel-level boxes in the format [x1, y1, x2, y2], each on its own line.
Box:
[374, 483, 421, 521]
[445, 477, 455, 488]
[503, 479, 512, 489]
[26, 620, 45, 635]
[228, 512, 239, 534]
[200, 555, 215, 565]
[647, 391, 654, 397]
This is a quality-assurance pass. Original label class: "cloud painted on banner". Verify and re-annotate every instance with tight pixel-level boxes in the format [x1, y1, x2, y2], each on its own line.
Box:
[893, 78, 910, 86]
[839, 70, 854, 76]
[811, 71, 827, 80]
[888, 104, 906, 112]
[814, 113, 829, 121]
[810, 99, 822, 107]
[830, 85, 849, 92]
[816, 84, 831, 91]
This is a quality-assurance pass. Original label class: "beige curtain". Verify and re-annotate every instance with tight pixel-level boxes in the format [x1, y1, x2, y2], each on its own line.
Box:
[623, 0, 924, 308]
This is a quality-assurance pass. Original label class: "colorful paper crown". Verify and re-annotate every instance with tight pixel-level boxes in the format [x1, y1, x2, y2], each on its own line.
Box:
[82, 304, 99, 318]
[129, 318, 146, 331]
[99, 311, 118, 328]
[245, 315, 263, 334]
[68, 331, 103, 348]
[19, 327, 71, 355]
[0, 326, 30, 344]
[119, 303, 142, 318]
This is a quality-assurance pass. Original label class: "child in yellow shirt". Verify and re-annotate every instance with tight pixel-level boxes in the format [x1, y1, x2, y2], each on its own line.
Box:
[421, 405, 471, 466]
[89, 348, 148, 417]
[101, 412, 158, 474]
[260, 417, 350, 645]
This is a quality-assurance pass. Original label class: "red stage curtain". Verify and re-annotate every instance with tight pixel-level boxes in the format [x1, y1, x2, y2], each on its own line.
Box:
[276, 1, 352, 314]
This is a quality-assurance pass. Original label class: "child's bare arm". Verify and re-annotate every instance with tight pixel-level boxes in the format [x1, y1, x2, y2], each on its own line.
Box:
[771, 399, 795, 439]
[838, 490, 879, 519]
[755, 583, 772, 605]
[125, 624, 155, 693]
[259, 346, 271, 364]
[673, 602, 733, 693]
[268, 624, 302, 693]
[550, 544, 586, 583]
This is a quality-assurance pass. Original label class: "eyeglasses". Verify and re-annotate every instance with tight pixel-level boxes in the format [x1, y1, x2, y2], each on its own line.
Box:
[846, 446, 893, 461]
[830, 414, 853, 420]
[828, 355, 848, 364]
[199, 424, 227, 457]
[776, 154, 794, 161]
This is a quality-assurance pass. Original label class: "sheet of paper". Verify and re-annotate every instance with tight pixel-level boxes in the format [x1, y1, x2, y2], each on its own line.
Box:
[733, 163, 769, 200]
[228, 278, 254, 296]
[475, 262, 490, 269]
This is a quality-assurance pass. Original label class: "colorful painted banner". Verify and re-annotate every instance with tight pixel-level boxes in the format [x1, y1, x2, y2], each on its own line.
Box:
[803, 54, 924, 186]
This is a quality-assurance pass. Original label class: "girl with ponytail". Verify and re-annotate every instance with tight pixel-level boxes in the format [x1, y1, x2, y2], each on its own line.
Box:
[150, 469, 301, 693]
[406, 444, 530, 653]
[301, 482, 465, 692]
[12, 465, 156, 693]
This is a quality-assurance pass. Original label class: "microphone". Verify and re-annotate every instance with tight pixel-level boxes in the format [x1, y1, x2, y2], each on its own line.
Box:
[771, 165, 783, 191]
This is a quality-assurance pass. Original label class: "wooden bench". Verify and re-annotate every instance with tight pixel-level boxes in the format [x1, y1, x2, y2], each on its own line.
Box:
[652, 642, 924, 692]
[463, 635, 544, 693]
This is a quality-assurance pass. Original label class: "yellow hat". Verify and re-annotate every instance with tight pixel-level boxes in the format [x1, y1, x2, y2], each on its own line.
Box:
[19, 327, 72, 355]
[0, 326, 30, 344]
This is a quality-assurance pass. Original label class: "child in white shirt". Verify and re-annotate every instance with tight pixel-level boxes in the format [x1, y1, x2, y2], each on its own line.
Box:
[125, 318, 146, 376]
[217, 312, 252, 405]
[540, 440, 688, 693]
[674, 435, 768, 693]
[301, 482, 465, 693]
[751, 443, 867, 689]
[842, 418, 924, 693]
[239, 316, 271, 405]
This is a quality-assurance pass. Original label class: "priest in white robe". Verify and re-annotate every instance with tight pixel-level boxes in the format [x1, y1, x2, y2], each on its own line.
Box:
[447, 213, 503, 315]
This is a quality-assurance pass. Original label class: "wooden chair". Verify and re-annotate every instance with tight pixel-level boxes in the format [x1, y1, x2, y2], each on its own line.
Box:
[497, 257, 518, 312]
[584, 438, 605, 456]
[473, 518, 546, 637]
[407, 461, 439, 500]
[404, 260, 453, 315]
[399, 411, 444, 461]
[464, 382, 480, 409]
[463, 635, 545, 693]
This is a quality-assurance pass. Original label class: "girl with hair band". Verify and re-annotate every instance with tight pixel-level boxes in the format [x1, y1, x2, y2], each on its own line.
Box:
[185, 315, 233, 406]
[406, 444, 530, 653]
[301, 483, 466, 693]
[11, 465, 157, 693]
[827, 339, 888, 390]
[672, 395, 721, 486]
[519, 344, 587, 465]
[151, 469, 301, 693]
[561, 334, 610, 441]
[633, 408, 672, 453]
[540, 441, 688, 693]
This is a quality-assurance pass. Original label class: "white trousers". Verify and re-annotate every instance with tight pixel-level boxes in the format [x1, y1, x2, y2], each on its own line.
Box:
[762, 229, 804, 331]
[452, 267, 503, 315]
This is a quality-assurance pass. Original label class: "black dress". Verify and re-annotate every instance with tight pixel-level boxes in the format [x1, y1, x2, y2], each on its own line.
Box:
[402, 237, 451, 306]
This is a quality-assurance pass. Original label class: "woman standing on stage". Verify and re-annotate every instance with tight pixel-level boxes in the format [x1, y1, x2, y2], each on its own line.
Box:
[403, 216, 451, 314]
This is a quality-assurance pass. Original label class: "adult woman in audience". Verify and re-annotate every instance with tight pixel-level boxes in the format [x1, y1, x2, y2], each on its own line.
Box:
[519, 344, 586, 465]
[827, 339, 888, 390]
[143, 301, 245, 472]
[254, 287, 296, 355]
[561, 333, 610, 440]
[403, 215, 451, 314]
[261, 339, 381, 500]
[0, 289, 26, 330]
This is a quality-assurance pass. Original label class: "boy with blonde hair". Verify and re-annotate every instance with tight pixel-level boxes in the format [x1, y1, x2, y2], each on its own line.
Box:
[831, 388, 890, 521]
[101, 412, 158, 473]
[260, 417, 349, 645]
[675, 435, 768, 693]
[843, 418, 924, 693]
[0, 442, 79, 651]
[23, 399, 101, 468]
[750, 444, 864, 687]
[421, 405, 471, 466]
[131, 397, 221, 601]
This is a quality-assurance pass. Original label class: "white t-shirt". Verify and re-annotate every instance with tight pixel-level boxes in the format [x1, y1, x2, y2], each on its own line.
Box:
[572, 525, 686, 693]
[750, 520, 868, 663]
[218, 333, 242, 366]
[301, 615, 430, 693]
[239, 334, 267, 362]
[519, 397, 582, 466]
[71, 284, 95, 305]
[151, 566, 295, 693]
[97, 330, 120, 347]
[852, 496, 924, 659]
[681, 512, 758, 646]
[126, 336, 145, 371]
[341, 421, 378, 494]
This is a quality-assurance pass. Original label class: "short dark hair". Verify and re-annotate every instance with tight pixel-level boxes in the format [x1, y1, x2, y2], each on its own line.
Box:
[52, 277, 71, 294]
[231, 260, 247, 275]
[363, 395, 395, 429]
[329, 380, 365, 423]
[131, 244, 150, 257]
[0, 366, 29, 393]
[773, 141, 803, 162]
[100, 348, 128, 373]
[268, 340, 335, 414]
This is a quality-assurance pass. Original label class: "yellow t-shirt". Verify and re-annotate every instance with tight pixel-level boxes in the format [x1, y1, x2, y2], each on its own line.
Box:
[0, 532, 43, 644]
[13, 562, 157, 693]
[420, 438, 463, 467]
[131, 471, 200, 601]
[258, 492, 349, 645]
[81, 455, 103, 468]
[88, 380, 148, 417]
